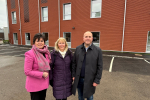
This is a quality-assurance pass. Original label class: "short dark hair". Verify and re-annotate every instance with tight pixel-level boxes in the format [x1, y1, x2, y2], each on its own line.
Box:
[33, 33, 45, 44]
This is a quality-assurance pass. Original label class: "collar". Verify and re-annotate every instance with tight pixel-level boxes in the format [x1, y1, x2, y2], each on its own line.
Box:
[81, 43, 94, 50]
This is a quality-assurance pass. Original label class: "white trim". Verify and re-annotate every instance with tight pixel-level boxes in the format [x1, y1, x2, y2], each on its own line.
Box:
[63, 32, 71, 48]
[146, 31, 150, 53]
[121, 0, 127, 52]
[42, 32, 49, 46]
[11, 11, 17, 24]
[13, 33, 18, 45]
[25, 33, 31, 45]
[90, 0, 102, 18]
[63, 3, 71, 20]
[41, 6, 48, 22]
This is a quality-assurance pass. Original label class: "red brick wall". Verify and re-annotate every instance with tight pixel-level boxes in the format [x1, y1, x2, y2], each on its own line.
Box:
[7, 0, 150, 52]
[123, 0, 150, 52]
[7, 0, 20, 44]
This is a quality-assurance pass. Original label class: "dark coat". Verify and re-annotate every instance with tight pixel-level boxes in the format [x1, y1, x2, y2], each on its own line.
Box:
[50, 49, 73, 99]
[72, 43, 103, 98]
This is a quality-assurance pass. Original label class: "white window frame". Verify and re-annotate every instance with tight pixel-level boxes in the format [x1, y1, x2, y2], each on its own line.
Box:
[63, 32, 71, 48]
[146, 31, 150, 53]
[25, 33, 31, 45]
[90, 0, 102, 18]
[42, 32, 49, 46]
[91, 31, 100, 47]
[63, 3, 71, 20]
[11, 11, 17, 24]
[13, 33, 18, 45]
[41, 6, 48, 22]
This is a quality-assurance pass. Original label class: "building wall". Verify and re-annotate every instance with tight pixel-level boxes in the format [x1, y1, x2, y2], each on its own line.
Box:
[7, 0, 150, 53]
[0, 33, 4, 39]
[4, 27, 9, 40]
[123, 0, 150, 52]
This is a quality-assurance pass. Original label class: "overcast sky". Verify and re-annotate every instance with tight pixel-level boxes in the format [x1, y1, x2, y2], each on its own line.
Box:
[0, 0, 8, 28]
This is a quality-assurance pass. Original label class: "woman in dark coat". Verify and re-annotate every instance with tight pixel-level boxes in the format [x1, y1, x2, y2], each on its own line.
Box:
[50, 37, 73, 100]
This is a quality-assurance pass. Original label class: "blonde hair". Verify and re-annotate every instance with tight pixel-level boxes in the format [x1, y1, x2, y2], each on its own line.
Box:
[54, 37, 68, 52]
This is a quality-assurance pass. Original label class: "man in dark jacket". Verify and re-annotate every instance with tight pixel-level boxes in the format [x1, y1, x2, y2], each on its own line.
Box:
[72, 31, 103, 100]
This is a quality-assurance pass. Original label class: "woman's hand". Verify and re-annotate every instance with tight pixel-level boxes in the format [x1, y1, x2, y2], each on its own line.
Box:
[72, 77, 75, 81]
[43, 72, 48, 78]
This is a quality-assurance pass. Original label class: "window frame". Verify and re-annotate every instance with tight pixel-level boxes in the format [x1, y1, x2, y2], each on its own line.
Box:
[63, 3, 71, 20]
[41, 6, 48, 22]
[11, 11, 17, 24]
[63, 32, 71, 48]
[42, 32, 49, 46]
[90, 0, 102, 18]
[91, 31, 100, 47]
[25, 33, 31, 45]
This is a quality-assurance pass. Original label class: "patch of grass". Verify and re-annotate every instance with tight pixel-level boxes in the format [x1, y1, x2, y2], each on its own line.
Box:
[3, 40, 9, 44]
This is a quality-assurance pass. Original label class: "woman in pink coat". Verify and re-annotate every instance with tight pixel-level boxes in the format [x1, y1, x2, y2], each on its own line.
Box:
[24, 33, 51, 100]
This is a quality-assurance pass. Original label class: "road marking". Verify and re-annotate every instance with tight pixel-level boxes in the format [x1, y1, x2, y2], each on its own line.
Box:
[103, 54, 144, 60]
[144, 59, 150, 64]
[109, 57, 115, 72]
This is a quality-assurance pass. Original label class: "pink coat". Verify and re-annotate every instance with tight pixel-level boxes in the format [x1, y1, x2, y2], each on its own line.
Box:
[24, 49, 50, 92]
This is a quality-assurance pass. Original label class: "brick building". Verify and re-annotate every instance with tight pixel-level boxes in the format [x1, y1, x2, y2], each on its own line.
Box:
[7, 0, 150, 53]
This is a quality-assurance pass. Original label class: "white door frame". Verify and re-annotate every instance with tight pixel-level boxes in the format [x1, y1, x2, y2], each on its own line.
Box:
[146, 31, 150, 53]
[13, 33, 18, 44]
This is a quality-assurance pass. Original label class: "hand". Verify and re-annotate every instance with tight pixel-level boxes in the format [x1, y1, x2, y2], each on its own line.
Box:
[43, 72, 48, 78]
[72, 77, 75, 81]
[93, 83, 98, 87]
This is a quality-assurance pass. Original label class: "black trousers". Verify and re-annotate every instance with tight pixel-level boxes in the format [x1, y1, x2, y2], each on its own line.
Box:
[30, 89, 47, 100]
[56, 99, 67, 100]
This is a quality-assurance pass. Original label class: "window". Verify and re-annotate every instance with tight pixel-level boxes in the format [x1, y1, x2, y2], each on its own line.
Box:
[25, 33, 30, 45]
[42, 7, 48, 22]
[12, 12, 16, 24]
[43, 33, 49, 46]
[64, 32, 71, 48]
[146, 31, 150, 52]
[91, 0, 102, 18]
[13, 33, 18, 44]
[92, 32, 100, 47]
[63, 3, 71, 20]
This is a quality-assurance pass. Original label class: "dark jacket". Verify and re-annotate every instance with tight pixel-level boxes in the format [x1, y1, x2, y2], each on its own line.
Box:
[72, 43, 103, 98]
[50, 49, 73, 99]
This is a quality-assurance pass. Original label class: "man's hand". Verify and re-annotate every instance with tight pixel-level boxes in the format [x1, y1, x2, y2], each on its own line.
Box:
[43, 72, 48, 78]
[72, 77, 75, 81]
[93, 83, 98, 87]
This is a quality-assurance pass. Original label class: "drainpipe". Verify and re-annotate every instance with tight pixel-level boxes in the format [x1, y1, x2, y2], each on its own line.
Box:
[121, 0, 127, 52]
[18, 0, 22, 45]
[38, 0, 40, 33]
[58, 0, 60, 38]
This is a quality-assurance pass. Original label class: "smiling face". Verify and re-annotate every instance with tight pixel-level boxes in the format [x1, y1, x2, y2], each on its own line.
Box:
[58, 40, 66, 51]
[34, 38, 45, 49]
[83, 31, 93, 45]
